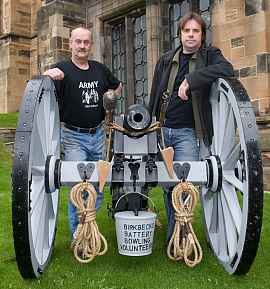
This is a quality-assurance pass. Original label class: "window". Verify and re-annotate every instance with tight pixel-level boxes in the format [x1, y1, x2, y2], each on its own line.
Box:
[108, 2, 211, 112]
[112, 23, 127, 114]
[198, 0, 211, 45]
[110, 13, 147, 114]
[133, 15, 148, 106]
[169, 1, 190, 50]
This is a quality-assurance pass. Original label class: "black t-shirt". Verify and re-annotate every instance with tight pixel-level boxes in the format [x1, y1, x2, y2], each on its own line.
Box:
[53, 59, 120, 128]
[164, 52, 195, 129]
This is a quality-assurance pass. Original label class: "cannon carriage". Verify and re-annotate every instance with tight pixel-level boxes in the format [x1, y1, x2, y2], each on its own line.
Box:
[12, 75, 263, 278]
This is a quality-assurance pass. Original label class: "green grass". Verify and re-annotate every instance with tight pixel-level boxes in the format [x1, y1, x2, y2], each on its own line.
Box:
[0, 112, 19, 128]
[1, 137, 270, 289]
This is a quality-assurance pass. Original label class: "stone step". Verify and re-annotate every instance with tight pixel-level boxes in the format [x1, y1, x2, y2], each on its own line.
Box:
[0, 128, 15, 153]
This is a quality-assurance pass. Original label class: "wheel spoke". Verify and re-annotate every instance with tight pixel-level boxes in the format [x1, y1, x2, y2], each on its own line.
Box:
[51, 139, 59, 156]
[219, 197, 235, 259]
[222, 182, 242, 232]
[31, 179, 46, 247]
[217, 92, 229, 155]
[35, 193, 49, 264]
[200, 188, 213, 226]
[220, 106, 237, 161]
[209, 193, 218, 233]
[216, 193, 228, 259]
[30, 175, 44, 212]
[35, 101, 48, 157]
[223, 142, 241, 170]
[220, 187, 238, 258]
[42, 90, 52, 154]
[223, 170, 244, 192]
[33, 118, 47, 164]
[31, 165, 45, 176]
[211, 93, 219, 155]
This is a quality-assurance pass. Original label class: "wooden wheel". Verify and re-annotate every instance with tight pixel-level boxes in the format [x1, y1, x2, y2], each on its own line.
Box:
[12, 76, 60, 278]
[200, 78, 263, 275]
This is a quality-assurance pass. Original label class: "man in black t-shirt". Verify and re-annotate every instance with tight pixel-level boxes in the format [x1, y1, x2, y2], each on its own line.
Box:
[44, 27, 122, 243]
[149, 13, 234, 252]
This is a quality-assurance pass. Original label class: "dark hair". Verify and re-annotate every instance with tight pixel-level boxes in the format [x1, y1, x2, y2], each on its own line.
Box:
[177, 12, 207, 47]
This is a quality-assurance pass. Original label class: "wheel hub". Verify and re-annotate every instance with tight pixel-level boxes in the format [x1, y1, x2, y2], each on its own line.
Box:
[45, 155, 61, 193]
[206, 155, 222, 192]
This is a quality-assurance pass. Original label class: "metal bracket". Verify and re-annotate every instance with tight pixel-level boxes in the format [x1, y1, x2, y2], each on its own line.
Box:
[173, 162, 190, 180]
[145, 155, 156, 172]
[128, 163, 140, 180]
[77, 163, 95, 180]
[111, 154, 124, 186]
[145, 155, 158, 189]
[128, 162, 141, 192]
[114, 154, 124, 171]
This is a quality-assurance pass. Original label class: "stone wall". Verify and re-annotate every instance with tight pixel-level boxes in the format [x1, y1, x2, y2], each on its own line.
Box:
[210, 0, 270, 188]
[1, 0, 270, 117]
[37, 0, 87, 73]
[0, 0, 43, 114]
[211, 0, 270, 116]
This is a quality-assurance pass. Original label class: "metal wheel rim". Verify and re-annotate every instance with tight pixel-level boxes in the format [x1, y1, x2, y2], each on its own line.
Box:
[12, 76, 60, 278]
[200, 78, 263, 275]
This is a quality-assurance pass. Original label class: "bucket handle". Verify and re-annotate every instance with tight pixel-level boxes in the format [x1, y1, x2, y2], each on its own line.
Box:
[114, 191, 158, 214]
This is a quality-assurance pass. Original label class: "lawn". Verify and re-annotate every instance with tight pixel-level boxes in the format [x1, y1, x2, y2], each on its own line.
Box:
[1, 136, 270, 289]
[0, 112, 19, 128]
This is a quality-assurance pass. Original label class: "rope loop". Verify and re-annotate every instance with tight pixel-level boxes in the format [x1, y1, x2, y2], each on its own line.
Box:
[167, 180, 203, 267]
[108, 121, 162, 138]
[70, 180, 107, 263]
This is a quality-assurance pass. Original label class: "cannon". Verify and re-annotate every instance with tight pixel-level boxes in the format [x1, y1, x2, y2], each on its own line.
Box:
[12, 76, 263, 278]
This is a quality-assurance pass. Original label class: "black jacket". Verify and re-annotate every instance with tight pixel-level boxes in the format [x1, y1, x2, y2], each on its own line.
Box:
[148, 45, 235, 147]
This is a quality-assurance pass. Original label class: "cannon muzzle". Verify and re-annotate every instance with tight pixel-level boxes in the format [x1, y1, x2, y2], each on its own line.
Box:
[123, 104, 152, 134]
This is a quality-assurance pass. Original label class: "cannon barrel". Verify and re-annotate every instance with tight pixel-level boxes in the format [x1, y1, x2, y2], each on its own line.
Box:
[123, 104, 152, 133]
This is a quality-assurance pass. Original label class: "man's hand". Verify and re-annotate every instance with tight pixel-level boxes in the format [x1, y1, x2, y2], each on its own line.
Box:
[178, 78, 189, 100]
[43, 68, 65, 80]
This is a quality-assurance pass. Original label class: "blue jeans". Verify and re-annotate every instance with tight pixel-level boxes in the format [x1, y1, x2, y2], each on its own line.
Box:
[161, 126, 199, 245]
[61, 124, 106, 240]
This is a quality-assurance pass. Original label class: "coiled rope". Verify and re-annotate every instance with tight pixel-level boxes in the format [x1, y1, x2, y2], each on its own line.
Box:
[167, 180, 202, 267]
[107, 121, 162, 138]
[70, 180, 107, 263]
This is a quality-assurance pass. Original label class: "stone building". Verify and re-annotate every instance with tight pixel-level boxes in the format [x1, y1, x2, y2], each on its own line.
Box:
[0, 0, 269, 115]
[0, 0, 270, 185]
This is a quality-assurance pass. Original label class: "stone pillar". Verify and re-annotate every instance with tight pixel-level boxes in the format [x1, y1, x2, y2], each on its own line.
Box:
[37, 0, 87, 73]
[0, 0, 42, 113]
[146, 0, 162, 94]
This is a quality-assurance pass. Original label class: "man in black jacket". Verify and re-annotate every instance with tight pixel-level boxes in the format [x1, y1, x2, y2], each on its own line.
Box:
[148, 12, 235, 250]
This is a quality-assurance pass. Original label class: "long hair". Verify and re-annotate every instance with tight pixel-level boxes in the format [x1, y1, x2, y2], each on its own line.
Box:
[177, 12, 207, 47]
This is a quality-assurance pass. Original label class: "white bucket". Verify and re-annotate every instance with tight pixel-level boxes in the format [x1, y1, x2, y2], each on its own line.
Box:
[114, 211, 157, 256]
